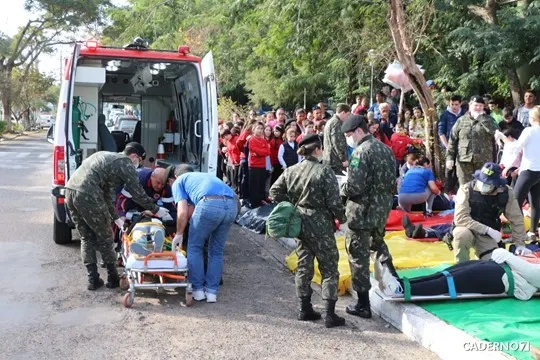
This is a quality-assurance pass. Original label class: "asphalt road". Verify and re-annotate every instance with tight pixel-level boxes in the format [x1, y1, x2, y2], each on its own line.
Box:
[0, 132, 438, 360]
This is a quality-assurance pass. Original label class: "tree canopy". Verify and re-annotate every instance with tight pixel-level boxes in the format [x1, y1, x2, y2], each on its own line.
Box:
[104, 0, 540, 109]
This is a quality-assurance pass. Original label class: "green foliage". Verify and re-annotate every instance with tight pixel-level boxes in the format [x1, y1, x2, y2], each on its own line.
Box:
[217, 97, 250, 122]
[0, 121, 6, 135]
[103, 0, 540, 108]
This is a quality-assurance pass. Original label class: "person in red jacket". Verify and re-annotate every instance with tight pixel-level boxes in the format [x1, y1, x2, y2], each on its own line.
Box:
[248, 122, 271, 208]
[270, 125, 284, 185]
[237, 120, 257, 200]
[222, 129, 241, 193]
[368, 120, 391, 147]
[390, 123, 413, 176]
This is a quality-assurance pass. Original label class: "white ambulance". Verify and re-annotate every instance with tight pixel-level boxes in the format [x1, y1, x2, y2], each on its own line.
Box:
[50, 38, 219, 244]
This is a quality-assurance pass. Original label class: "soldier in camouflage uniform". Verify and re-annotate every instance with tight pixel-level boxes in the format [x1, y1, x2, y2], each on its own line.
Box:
[446, 96, 498, 187]
[323, 103, 350, 175]
[270, 134, 347, 328]
[340, 115, 397, 319]
[65, 142, 170, 290]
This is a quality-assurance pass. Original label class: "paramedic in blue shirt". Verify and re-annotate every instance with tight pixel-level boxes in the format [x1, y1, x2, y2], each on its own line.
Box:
[398, 156, 440, 216]
[171, 164, 239, 303]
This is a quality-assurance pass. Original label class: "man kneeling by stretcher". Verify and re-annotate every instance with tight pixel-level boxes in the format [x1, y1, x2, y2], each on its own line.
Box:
[402, 162, 532, 262]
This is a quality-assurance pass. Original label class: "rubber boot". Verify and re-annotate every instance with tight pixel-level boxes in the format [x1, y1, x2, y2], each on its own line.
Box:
[324, 300, 346, 328]
[105, 263, 120, 289]
[86, 264, 104, 291]
[297, 296, 322, 321]
[345, 291, 372, 318]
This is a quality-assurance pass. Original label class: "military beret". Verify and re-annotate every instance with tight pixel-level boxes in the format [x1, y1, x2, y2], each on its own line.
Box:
[470, 95, 485, 105]
[298, 133, 321, 148]
[341, 114, 365, 133]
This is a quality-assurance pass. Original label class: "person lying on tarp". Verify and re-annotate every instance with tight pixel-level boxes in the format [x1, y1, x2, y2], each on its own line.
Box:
[448, 162, 532, 263]
[115, 166, 177, 228]
[376, 248, 540, 301]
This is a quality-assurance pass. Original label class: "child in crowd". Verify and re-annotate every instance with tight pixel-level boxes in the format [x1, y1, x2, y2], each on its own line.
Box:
[222, 129, 241, 192]
[264, 125, 274, 197]
[237, 120, 257, 201]
[390, 123, 413, 176]
[409, 106, 425, 138]
[248, 122, 271, 208]
[270, 125, 284, 184]
[296, 120, 315, 144]
[278, 127, 301, 170]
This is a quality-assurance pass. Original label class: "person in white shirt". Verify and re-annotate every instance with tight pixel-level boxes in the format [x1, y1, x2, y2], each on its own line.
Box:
[278, 128, 302, 169]
[496, 128, 521, 186]
[503, 106, 540, 239]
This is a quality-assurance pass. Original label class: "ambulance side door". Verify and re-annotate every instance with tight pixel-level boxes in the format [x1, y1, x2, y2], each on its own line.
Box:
[201, 51, 218, 176]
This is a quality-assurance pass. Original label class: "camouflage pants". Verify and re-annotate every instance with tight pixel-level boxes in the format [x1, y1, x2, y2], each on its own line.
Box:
[456, 162, 483, 188]
[346, 225, 393, 293]
[295, 236, 339, 301]
[65, 189, 116, 266]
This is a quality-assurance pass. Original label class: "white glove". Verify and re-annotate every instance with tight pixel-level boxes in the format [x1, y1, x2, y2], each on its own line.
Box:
[172, 234, 183, 250]
[155, 207, 170, 218]
[494, 130, 505, 142]
[446, 160, 454, 170]
[485, 227, 502, 243]
[515, 245, 533, 256]
[114, 218, 125, 229]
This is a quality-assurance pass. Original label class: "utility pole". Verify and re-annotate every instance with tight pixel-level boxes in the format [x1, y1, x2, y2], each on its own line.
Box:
[303, 88, 306, 110]
[368, 49, 375, 108]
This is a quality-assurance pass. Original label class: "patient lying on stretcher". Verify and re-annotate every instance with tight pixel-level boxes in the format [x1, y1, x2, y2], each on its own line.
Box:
[376, 248, 540, 300]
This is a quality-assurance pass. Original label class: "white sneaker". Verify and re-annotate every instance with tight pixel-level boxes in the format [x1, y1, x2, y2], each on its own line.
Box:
[193, 290, 206, 301]
[381, 266, 403, 297]
[206, 292, 217, 303]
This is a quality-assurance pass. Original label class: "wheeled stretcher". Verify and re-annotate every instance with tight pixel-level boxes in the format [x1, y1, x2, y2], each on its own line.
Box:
[120, 215, 192, 308]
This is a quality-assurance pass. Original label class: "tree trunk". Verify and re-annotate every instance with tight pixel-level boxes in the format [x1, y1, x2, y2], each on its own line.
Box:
[388, 0, 441, 178]
[0, 68, 13, 132]
[507, 68, 523, 107]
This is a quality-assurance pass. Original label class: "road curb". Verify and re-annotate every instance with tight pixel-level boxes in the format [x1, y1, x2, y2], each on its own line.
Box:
[0, 133, 24, 142]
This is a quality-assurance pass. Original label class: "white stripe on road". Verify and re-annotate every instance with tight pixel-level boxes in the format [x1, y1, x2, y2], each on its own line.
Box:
[15, 152, 31, 158]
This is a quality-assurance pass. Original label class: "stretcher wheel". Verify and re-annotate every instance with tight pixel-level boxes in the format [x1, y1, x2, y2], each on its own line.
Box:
[185, 292, 193, 307]
[119, 276, 129, 291]
[122, 292, 134, 308]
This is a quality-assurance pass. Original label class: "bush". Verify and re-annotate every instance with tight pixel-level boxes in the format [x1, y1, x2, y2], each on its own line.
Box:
[0, 121, 6, 135]
[12, 123, 24, 132]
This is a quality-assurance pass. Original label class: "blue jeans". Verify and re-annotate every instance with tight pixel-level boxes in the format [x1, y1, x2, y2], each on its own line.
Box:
[187, 198, 237, 293]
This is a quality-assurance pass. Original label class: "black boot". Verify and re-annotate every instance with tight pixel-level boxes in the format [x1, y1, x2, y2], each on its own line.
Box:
[412, 224, 426, 238]
[324, 300, 345, 328]
[86, 264, 104, 291]
[345, 291, 372, 318]
[105, 263, 120, 289]
[402, 215, 414, 238]
[297, 296, 322, 321]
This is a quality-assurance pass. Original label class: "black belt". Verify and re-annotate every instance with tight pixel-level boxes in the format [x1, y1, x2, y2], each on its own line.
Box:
[202, 195, 235, 200]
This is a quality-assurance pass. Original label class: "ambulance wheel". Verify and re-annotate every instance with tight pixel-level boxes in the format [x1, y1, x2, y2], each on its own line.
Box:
[53, 216, 72, 244]
[122, 292, 134, 308]
[119, 276, 129, 291]
[185, 292, 193, 307]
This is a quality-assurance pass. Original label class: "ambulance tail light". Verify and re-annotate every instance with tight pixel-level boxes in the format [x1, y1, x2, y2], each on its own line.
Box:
[53, 146, 66, 185]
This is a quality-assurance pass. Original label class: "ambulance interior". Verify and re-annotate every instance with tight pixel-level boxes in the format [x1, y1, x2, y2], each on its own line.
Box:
[73, 57, 203, 168]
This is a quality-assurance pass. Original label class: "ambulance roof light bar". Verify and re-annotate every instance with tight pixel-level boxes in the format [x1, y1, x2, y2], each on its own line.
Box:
[178, 46, 190, 55]
[84, 40, 100, 51]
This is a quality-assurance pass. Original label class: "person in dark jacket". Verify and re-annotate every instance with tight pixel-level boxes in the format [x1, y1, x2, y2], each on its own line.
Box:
[438, 95, 463, 150]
